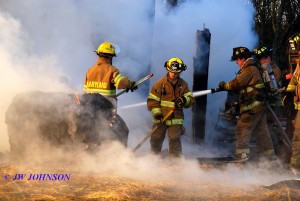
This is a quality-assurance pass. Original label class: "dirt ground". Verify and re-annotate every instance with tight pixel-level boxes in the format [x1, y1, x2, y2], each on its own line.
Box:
[1, 158, 300, 201]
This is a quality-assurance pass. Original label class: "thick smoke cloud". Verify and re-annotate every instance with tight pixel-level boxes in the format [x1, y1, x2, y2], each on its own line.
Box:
[0, 0, 154, 152]
[0, 0, 295, 191]
[150, 0, 258, 147]
[0, 10, 73, 151]
[0, 0, 256, 154]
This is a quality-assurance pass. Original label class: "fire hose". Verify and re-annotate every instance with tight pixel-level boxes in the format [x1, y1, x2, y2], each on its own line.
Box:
[120, 88, 222, 109]
[131, 88, 221, 152]
[130, 88, 224, 152]
[129, 87, 291, 153]
[133, 107, 175, 153]
[116, 73, 154, 97]
[210, 88, 292, 149]
[267, 105, 292, 149]
[192, 88, 223, 97]
[209, 88, 292, 149]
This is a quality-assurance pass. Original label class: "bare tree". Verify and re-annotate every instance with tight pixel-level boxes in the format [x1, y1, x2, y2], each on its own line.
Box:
[253, 0, 300, 70]
[164, 0, 300, 70]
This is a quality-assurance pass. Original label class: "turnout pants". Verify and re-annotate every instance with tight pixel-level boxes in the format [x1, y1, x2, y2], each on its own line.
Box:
[150, 124, 185, 158]
[291, 110, 300, 167]
[236, 104, 274, 158]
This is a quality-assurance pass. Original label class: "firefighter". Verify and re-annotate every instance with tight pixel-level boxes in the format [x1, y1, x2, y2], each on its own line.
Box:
[83, 41, 137, 148]
[285, 58, 300, 171]
[83, 41, 138, 107]
[147, 57, 194, 158]
[219, 47, 275, 160]
[252, 46, 282, 99]
[253, 46, 283, 155]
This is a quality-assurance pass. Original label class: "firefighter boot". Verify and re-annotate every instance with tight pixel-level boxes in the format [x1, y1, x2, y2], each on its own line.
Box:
[235, 152, 249, 160]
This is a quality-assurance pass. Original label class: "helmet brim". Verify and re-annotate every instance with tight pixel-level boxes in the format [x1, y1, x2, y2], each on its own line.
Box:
[167, 69, 183, 73]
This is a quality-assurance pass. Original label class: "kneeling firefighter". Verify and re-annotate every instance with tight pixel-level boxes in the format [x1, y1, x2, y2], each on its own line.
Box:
[218, 47, 275, 160]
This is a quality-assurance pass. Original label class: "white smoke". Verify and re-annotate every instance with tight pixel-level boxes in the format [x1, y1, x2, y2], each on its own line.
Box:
[128, 0, 258, 150]
[0, 0, 257, 150]
[0, 10, 73, 152]
[0, 0, 257, 152]
[1, 0, 294, 193]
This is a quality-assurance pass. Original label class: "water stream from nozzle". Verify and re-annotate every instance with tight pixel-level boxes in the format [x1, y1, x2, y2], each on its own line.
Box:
[120, 102, 147, 109]
[119, 89, 219, 110]
[192, 89, 213, 97]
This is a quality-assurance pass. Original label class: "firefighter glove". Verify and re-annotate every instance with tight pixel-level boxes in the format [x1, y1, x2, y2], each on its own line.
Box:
[126, 81, 138, 93]
[153, 115, 163, 126]
[175, 96, 186, 108]
[218, 81, 226, 91]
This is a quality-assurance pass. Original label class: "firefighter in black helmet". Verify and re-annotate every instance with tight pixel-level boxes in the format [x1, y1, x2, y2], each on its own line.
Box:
[252, 47, 281, 92]
[218, 47, 275, 160]
[253, 46, 284, 156]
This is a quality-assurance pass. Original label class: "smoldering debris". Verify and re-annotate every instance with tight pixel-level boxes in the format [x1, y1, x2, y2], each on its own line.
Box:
[5, 92, 128, 161]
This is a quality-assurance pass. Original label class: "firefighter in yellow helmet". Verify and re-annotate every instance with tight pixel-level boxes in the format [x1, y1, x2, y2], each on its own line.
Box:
[147, 57, 194, 158]
[83, 41, 137, 106]
[218, 47, 275, 160]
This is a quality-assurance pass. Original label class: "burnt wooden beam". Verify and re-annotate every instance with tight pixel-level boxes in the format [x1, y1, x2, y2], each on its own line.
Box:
[191, 28, 211, 144]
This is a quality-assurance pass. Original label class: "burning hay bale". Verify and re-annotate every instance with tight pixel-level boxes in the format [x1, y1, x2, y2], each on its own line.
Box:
[5, 91, 129, 158]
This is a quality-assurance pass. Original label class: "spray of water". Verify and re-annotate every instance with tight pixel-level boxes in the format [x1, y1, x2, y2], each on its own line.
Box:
[120, 89, 215, 109]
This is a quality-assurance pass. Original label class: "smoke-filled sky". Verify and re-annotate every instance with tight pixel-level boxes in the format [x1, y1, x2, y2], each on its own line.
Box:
[1, 0, 297, 192]
[0, 0, 258, 152]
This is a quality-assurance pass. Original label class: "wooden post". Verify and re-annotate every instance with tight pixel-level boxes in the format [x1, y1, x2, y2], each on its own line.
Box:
[191, 28, 211, 144]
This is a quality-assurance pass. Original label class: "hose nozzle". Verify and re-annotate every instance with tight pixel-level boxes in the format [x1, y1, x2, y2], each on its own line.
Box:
[211, 88, 222, 93]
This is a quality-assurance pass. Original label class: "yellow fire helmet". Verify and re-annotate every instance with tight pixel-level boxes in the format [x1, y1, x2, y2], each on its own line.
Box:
[95, 41, 118, 57]
[164, 57, 187, 73]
